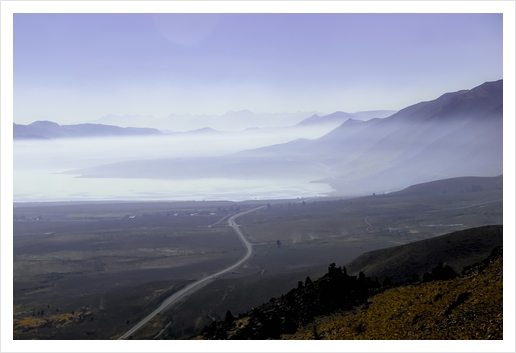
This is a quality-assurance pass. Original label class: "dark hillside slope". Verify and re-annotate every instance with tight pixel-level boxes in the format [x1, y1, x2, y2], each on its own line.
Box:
[284, 246, 503, 340]
[392, 175, 503, 196]
[346, 225, 502, 283]
[196, 226, 502, 340]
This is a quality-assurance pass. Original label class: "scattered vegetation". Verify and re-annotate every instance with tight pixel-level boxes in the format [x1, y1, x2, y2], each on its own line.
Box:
[198, 262, 378, 339]
[197, 240, 502, 340]
[284, 247, 503, 340]
[13, 307, 93, 333]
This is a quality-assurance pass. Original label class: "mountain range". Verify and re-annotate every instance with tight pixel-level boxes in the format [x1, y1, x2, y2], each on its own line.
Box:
[87, 110, 396, 132]
[14, 109, 397, 141]
[67, 80, 503, 196]
[296, 110, 396, 128]
[13, 121, 163, 140]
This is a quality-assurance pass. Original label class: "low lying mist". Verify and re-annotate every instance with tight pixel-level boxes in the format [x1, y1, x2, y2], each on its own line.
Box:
[13, 125, 337, 202]
[14, 125, 335, 170]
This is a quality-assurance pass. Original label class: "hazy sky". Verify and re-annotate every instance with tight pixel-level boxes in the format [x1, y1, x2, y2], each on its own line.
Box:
[14, 13, 502, 125]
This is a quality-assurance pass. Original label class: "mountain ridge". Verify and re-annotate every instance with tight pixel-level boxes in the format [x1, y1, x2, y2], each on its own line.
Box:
[13, 121, 163, 140]
[295, 110, 396, 128]
[62, 80, 503, 197]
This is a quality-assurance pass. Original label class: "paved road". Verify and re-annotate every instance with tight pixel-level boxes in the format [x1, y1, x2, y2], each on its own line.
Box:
[118, 206, 265, 340]
[209, 213, 231, 227]
[365, 216, 373, 232]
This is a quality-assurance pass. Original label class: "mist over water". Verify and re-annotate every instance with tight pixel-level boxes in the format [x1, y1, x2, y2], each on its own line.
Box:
[14, 171, 333, 202]
[13, 126, 336, 202]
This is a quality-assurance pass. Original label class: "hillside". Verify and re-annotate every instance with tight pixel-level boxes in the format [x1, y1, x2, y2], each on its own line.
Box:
[196, 226, 503, 340]
[316, 79, 503, 193]
[284, 246, 503, 340]
[391, 175, 503, 196]
[346, 225, 503, 283]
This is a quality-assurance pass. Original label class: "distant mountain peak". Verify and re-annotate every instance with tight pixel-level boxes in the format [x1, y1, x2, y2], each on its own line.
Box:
[29, 120, 61, 127]
[343, 118, 361, 125]
[188, 127, 218, 133]
[296, 110, 389, 127]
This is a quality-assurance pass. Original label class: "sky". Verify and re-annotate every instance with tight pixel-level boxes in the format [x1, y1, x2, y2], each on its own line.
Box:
[13, 13, 503, 125]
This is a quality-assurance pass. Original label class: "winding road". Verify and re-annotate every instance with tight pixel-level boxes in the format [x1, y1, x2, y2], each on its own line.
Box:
[118, 206, 265, 340]
[365, 216, 373, 232]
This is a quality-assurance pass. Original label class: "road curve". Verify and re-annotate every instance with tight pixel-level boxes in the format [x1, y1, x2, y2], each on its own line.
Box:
[118, 206, 265, 340]
[365, 216, 373, 232]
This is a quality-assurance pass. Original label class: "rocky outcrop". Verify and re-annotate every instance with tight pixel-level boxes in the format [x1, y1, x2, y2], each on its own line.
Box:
[286, 246, 503, 340]
[198, 247, 502, 340]
[199, 264, 379, 339]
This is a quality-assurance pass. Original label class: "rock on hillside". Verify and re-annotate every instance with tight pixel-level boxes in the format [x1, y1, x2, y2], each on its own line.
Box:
[197, 263, 380, 340]
[283, 246, 502, 340]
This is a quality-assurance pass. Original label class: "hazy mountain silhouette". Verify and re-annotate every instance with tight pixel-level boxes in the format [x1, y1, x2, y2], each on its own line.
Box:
[92, 114, 161, 128]
[13, 121, 163, 140]
[168, 110, 330, 131]
[316, 79, 503, 192]
[86, 111, 325, 132]
[85, 110, 391, 132]
[248, 80, 503, 192]
[296, 110, 396, 128]
[67, 80, 503, 196]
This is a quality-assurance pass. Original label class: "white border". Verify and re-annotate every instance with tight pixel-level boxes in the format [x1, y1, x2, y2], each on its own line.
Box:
[2, 1, 515, 352]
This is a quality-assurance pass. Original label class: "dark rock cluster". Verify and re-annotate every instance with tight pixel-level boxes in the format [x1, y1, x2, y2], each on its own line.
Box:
[199, 246, 503, 340]
[200, 263, 380, 339]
